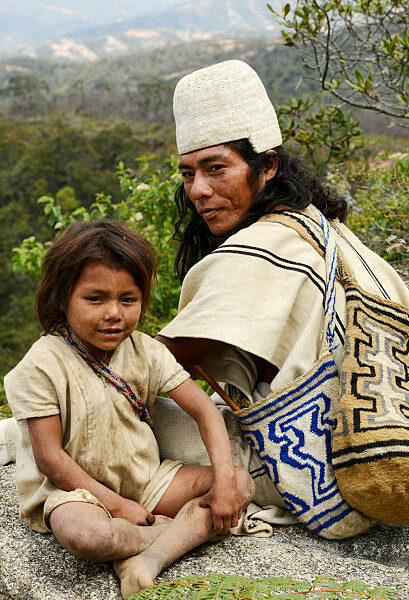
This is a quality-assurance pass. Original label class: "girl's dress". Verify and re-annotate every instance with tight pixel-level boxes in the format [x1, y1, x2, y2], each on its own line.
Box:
[5, 331, 189, 532]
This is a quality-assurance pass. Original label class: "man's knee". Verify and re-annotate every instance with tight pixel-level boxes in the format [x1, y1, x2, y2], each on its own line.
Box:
[234, 466, 255, 505]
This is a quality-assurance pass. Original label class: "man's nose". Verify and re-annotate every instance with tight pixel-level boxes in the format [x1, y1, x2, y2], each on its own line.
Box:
[189, 172, 213, 201]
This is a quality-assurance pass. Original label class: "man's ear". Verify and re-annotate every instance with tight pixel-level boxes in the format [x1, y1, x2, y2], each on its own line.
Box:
[259, 150, 278, 188]
[264, 150, 278, 181]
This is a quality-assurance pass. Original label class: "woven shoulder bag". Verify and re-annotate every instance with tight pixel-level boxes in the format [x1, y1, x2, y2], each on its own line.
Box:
[330, 236, 409, 524]
[236, 209, 373, 538]
[250, 207, 409, 525]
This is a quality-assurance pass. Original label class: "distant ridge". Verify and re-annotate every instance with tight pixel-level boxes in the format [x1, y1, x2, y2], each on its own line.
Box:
[1, 0, 282, 62]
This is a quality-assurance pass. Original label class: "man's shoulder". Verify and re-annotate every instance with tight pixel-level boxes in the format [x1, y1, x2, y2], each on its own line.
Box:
[218, 209, 322, 261]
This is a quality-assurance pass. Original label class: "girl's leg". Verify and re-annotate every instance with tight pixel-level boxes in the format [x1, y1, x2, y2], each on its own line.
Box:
[49, 502, 169, 562]
[114, 465, 254, 598]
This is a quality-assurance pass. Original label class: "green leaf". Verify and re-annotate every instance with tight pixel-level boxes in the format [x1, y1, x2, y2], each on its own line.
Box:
[282, 3, 291, 17]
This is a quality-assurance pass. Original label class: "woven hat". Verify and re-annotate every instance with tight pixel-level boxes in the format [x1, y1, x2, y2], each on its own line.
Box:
[173, 59, 282, 155]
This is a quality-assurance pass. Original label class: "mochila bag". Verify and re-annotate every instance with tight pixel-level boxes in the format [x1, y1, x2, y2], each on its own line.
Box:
[235, 209, 373, 539]
[330, 241, 409, 524]
[249, 206, 409, 526]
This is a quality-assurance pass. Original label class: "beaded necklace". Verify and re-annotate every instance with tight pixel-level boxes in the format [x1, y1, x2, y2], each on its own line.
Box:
[55, 324, 150, 424]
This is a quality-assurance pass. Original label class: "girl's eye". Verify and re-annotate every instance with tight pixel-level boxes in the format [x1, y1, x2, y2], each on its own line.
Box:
[122, 297, 138, 304]
[85, 296, 101, 302]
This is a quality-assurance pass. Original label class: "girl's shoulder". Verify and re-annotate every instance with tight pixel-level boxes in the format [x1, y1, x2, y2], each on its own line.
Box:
[6, 334, 75, 381]
[127, 330, 173, 364]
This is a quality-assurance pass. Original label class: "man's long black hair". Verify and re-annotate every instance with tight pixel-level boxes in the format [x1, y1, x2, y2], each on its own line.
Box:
[173, 139, 347, 282]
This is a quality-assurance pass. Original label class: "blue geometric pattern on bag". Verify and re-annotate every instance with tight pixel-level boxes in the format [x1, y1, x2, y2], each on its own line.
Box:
[238, 357, 354, 534]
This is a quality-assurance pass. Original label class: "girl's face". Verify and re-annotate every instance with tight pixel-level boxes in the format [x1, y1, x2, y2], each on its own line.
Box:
[65, 261, 142, 362]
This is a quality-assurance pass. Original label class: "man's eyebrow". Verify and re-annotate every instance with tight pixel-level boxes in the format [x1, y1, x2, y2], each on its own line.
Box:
[178, 153, 227, 170]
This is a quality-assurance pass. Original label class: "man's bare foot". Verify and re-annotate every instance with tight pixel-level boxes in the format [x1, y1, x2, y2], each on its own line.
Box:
[113, 555, 156, 598]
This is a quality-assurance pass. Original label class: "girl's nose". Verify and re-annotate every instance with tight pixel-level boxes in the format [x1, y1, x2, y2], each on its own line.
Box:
[103, 301, 121, 320]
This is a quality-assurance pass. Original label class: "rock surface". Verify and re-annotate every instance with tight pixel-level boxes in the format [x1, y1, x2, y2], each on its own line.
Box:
[1, 463, 408, 599]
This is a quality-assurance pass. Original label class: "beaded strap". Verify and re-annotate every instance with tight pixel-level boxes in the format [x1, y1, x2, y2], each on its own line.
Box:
[56, 325, 150, 423]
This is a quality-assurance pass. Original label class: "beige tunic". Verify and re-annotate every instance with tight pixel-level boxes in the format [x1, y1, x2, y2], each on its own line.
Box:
[5, 331, 189, 532]
[160, 206, 409, 399]
[158, 207, 409, 536]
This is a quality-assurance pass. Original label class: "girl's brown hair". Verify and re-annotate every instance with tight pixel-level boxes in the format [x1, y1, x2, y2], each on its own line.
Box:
[36, 220, 156, 332]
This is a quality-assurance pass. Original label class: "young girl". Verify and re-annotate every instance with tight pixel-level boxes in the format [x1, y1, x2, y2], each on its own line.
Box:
[5, 220, 254, 598]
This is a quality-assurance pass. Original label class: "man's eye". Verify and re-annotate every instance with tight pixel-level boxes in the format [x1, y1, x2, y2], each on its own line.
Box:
[209, 164, 224, 173]
[181, 171, 193, 180]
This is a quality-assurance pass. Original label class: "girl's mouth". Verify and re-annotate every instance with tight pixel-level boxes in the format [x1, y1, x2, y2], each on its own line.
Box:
[98, 329, 123, 335]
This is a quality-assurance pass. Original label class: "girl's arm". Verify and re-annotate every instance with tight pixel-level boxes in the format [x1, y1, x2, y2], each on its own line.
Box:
[167, 378, 243, 528]
[27, 415, 155, 526]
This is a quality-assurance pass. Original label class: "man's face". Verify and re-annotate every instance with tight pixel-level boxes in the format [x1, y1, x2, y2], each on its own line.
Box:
[179, 145, 264, 236]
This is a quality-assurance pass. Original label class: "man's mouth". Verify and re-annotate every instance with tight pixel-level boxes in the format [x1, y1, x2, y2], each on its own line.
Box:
[199, 207, 220, 219]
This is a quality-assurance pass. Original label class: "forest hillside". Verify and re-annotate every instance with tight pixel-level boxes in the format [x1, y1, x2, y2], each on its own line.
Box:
[0, 34, 408, 414]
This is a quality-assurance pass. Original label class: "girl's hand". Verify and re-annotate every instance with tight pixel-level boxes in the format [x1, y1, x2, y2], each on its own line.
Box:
[199, 479, 242, 532]
[111, 497, 155, 526]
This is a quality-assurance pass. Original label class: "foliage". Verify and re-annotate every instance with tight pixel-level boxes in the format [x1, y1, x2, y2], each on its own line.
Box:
[128, 573, 398, 599]
[277, 94, 362, 170]
[0, 381, 11, 419]
[268, 0, 409, 123]
[0, 115, 176, 407]
[328, 149, 409, 282]
[11, 157, 183, 338]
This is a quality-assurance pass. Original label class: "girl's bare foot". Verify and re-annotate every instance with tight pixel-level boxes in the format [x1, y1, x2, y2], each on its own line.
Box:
[114, 555, 156, 598]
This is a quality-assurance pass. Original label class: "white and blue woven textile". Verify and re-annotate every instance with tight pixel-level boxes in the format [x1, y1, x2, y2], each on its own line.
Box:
[236, 209, 373, 539]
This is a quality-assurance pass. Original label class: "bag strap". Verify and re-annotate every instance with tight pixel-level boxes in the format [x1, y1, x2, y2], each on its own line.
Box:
[262, 206, 343, 353]
[261, 207, 355, 287]
[55, 324, 153, 426]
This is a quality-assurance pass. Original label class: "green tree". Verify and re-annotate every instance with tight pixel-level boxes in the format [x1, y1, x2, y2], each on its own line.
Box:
[277, 95, 362, 170]
[1, 73, 49, 115]
[11, 157, 183, 337]
[269, 0, 409, 122]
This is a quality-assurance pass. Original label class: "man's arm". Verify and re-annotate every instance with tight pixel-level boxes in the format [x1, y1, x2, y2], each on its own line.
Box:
[157, 335, 278, 383]
[27, 415, 155, 525]
[155, 335, 223, 375]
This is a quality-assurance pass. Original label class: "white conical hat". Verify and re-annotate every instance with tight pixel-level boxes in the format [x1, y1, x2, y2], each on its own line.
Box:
[173, 59, 282, 155]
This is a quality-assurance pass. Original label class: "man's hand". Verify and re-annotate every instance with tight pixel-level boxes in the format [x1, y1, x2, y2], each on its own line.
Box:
[111, 497, 156, 526]
[199, 478, 242, 532]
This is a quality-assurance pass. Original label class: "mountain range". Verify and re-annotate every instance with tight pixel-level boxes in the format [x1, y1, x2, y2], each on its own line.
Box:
[0, 0, 282, 62]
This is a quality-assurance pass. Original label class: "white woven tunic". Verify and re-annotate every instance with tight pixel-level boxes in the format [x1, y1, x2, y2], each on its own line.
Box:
[160, 206, 409, 399]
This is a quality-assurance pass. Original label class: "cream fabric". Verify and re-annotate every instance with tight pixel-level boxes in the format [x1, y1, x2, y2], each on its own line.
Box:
[0, 416, 16, 465]
[173, 60, 282, 154]
[160, 206, 409, 399]
[159, 207, 409, 534]
[4, 332, 189, 532]
[152, 394, 297, 537]
[42, 458, 182, 531]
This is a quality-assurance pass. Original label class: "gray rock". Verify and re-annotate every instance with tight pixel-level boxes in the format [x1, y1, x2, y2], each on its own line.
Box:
[1, 463, 408, 599]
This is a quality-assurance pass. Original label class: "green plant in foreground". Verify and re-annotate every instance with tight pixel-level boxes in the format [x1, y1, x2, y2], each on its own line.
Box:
[128, 574, 398, 600]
